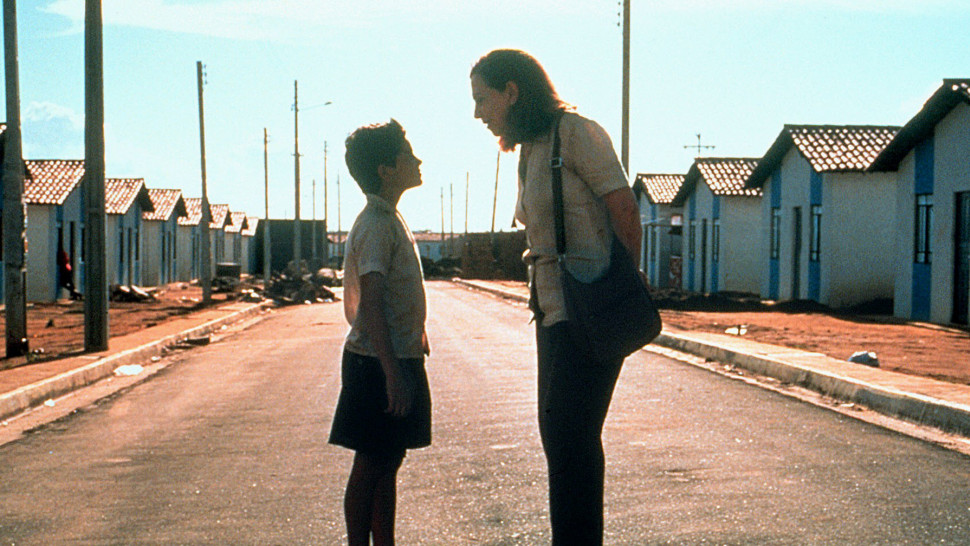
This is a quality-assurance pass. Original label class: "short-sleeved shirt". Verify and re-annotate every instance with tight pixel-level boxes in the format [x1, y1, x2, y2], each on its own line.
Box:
[343, 194, 427, 358]
[515, 111, 630, 327]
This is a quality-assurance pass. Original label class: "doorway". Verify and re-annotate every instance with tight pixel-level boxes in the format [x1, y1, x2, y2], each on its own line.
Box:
[954, 192, 970, 324]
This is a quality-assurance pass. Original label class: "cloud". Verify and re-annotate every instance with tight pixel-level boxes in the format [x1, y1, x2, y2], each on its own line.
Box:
[39, 0, 597, 41]
[21, 102, 85, 159]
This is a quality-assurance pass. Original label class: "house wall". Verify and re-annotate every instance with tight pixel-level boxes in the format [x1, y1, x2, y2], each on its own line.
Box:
[682, 182, 715, 293]
[25, 206, 56, 301]
[719, 196, 762, 294]
[140, 220, 163, 287]
[26, 191, 84, 302]
[822, 172, 896, 307]
[175, 225, 201, 281]
[640, 200, 682, 289]
[107, 209, 143, 286]
[759, 149, 809, 302]
[895, 102, 970, 324]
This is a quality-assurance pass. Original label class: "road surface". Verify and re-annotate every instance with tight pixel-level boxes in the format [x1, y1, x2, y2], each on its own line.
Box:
[1, 281, 969, 544]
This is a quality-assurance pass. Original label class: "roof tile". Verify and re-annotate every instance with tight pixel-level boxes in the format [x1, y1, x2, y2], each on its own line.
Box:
[143, 188, 185, 222]
[634, 174, 685, 205]
[695, 158, 761, 197]
[24, 160, 85, 205]
[787, 125, 899, 172]
[106, 178, 148, 215]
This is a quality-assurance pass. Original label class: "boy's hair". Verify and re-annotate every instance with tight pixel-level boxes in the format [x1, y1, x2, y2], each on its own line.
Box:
[470, 49, 565, 151]
[344, 119, 407, 195]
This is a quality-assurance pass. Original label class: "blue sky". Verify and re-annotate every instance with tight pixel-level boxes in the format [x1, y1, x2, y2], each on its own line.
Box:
[4, 0, 970, 232]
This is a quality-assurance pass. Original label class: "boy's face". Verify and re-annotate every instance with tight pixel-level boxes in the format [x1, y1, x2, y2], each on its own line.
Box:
[382, 138, 423, 193]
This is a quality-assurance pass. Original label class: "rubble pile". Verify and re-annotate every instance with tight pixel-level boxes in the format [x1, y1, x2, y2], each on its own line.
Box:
[110, 284, 158, 303]
[265, 268, 339, 306]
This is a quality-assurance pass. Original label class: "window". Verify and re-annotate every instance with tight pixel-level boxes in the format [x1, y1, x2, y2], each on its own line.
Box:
[688, 221, 696, 260]
[915, 194, 933, 264]
[770, 208, 781, 259]
[810, 205, 822, 262]
[712, 219, 721, 263]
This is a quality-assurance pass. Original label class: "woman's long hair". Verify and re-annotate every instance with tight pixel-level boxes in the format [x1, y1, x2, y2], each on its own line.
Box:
[471, 49, 566, 151]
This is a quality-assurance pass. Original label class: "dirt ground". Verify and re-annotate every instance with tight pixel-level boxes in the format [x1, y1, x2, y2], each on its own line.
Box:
[0, 283, 240, 369]
[483, 280, 970, 386]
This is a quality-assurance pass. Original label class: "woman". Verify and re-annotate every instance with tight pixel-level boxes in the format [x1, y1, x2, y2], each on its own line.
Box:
[470, 49, 643, 544]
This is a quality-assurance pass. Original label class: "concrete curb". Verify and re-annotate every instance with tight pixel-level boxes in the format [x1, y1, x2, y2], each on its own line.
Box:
[452, 278, 970, 437]
[0, 301, 271, 421]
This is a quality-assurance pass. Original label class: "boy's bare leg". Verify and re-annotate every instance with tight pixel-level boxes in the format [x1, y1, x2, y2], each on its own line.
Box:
[345, 452, 404, 546]
[370, 466, 399, 545]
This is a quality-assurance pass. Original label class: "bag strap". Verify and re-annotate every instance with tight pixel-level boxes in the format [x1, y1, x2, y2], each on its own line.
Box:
[550, 110, 566, 257]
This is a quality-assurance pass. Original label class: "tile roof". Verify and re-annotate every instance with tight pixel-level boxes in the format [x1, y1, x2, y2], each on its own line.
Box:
[633, 173, 685, 205]
[747, 125, 899, 188]
[209, 204, 230, 229]
[225, 211, 248, 234]
[105, 178, 154, 215]
[673, 158, 761, 206]
[179, 197, 204, 227]
[870, 78, 970, 172]
[24, 160, 85, 205]
[242, 216, 259, 236]
[143, 188, 187, 222]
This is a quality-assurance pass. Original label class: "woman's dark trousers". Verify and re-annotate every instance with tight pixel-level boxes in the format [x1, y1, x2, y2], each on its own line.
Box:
[536, 321, 624, 546]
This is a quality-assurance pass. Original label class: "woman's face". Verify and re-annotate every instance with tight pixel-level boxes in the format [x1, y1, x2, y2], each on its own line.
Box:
[471, 74, 516, 138]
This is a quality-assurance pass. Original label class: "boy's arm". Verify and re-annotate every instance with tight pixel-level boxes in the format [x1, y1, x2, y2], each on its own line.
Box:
[358, 271, 413, 418]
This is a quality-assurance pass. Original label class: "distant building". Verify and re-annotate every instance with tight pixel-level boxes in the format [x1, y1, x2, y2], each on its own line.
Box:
[634, 173, 684, 289]
[673, 158, 761, 295]
[223, 211, 248, 266]
[870, 79, 970, 325]
[746, 125, 899, 307]
[141, 188, 187, 287]
[177, 197, 205, 282]
[208, 203, 230, 271]
[105, 178, 154, 288]
[24, 160, 86, 301]
[242, 216, 259, 275]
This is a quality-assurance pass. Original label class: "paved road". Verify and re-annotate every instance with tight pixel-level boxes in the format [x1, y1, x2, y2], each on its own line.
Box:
[2, 281, 970, 544]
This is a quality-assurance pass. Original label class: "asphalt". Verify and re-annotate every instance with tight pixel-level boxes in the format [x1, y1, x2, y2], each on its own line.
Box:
[3, 279, 970, 442]
[0, 299, 271, 422]
[452, 279, 970, 439]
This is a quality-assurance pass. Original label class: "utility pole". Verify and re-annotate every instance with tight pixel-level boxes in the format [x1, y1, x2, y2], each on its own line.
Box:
[323, 141, 329, 265]
[490, 150, 500, 234]
[621, 0, 631, 174]
[197, 61, 212, 305]
[464, 172, 469, 235]
[311, 178, 317, 267]
[263, 127, 271, 285]
[3, 0, 28, 357]
[84, 0, 108, 351]
[293, 80, 302, 273]
[449, 182, 454, 256]
[440, 188, 445, 242]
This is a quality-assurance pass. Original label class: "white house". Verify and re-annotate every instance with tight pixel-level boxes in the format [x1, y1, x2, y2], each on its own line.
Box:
[141, 188, 187, 287]
[176, 197, 204, 282]
[105, 178, 154, 287]
[746, 125, 899, 307]
[634, 173, 684, 289]
[208, 203, 230, 271]
[869, 79, 970, 325]
[24, 160, 85, 302]
[223, 211, 248, 266]
[672, 158, 761, 295]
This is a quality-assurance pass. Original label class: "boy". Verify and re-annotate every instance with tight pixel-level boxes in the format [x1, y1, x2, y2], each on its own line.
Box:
[328, 119, 431, 546]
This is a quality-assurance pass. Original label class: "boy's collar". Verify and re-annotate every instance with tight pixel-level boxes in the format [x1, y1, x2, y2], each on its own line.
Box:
[365, 193, 396, 212]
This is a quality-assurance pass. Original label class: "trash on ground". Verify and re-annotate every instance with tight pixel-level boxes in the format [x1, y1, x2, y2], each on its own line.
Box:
[114, 364, 145, 376]
[724, 324, 748, 335]
[110, 284, 157, 302]
[184, 336, 211, 346]
[265, 266, 339, 306]
[44, 399, 56, 407]
[848, 350, 880, 367]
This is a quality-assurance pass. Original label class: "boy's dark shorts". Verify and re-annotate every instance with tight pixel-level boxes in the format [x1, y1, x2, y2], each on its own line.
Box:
[328, 350, 432, 458]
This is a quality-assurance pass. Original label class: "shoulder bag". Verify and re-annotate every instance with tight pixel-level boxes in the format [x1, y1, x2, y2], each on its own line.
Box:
[550, 112, 663, 361]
